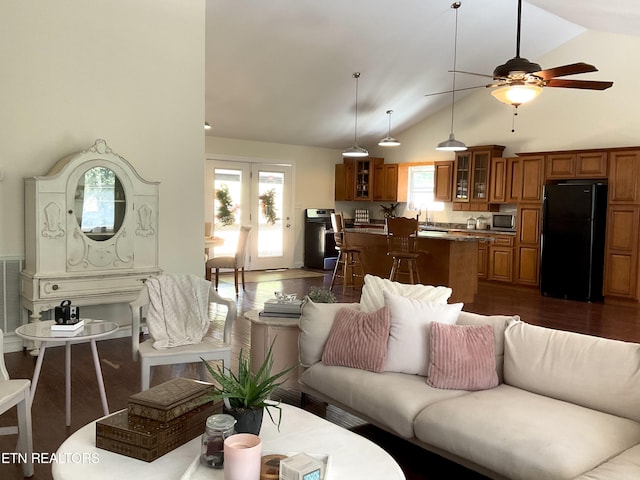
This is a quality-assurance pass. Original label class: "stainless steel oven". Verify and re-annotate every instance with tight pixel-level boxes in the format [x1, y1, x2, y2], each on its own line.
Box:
[492, 214, 515, 230]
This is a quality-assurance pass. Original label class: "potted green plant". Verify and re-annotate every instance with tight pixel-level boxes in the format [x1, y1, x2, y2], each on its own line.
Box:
[306, 286, 336, 303]
[201, 340, 296, 435]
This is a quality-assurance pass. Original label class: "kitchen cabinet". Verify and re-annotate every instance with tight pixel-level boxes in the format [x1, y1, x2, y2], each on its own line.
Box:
[489, 157, 507, 203]
[373, 162, 400, 201]
[334, 160, 355, 201]
[434, 161, 454, 202]
[335, 157, 385, 201]
[608, 150, 640, 204]
[453, 145, 504, 210]
[488, 235, 514, 282]
[477, 239, 488, 280]
[515, 204, 541, 285]
[603, 206, 640, 298]
[545, 152, 607, 180]
[517, 155, 544, 203]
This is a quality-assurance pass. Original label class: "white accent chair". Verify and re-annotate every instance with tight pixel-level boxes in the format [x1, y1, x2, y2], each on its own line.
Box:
[130, 281, 236, 391]
[206, 225, 252, 296]
[0, 329, 34, 477]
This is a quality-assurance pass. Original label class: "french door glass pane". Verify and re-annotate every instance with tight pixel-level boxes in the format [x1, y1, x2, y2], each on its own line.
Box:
[213, 168, 242, 256]
[257, 170, 284, 258]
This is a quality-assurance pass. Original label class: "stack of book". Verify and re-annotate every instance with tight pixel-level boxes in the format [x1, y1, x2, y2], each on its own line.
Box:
[50, 319, 84, 337]
[259, 298, 304, 318]
[96, 377, 222, 462]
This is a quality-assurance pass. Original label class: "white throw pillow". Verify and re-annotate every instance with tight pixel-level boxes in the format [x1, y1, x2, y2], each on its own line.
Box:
[383, 290, 463, 376]
[360, 274, 452, 313]
[298, 300, 361, 367]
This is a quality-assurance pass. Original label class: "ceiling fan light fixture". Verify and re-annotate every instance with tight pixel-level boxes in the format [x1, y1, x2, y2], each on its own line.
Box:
[343, 72, 369, 158]
[379, 109, 401, 147]
[491, 84, 543, 106]
[436, 133, 467, 152]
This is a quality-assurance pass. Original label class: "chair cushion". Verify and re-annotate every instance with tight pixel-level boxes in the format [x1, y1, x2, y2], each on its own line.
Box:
[426, 322, 499, 391]
[321, 306, 390, 373]
[208, 256, 237, 269]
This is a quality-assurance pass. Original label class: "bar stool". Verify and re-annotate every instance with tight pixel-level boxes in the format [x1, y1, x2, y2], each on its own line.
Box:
[386, 216, 421, 284]
[330, 212, 365, 292]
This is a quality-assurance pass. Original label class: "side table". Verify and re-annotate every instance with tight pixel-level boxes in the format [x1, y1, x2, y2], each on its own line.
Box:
[15, 319, 119, 426]
[244, 309, 300, 389]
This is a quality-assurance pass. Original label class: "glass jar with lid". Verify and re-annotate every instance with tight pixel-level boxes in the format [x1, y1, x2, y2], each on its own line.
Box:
[201, 413, 237, 468]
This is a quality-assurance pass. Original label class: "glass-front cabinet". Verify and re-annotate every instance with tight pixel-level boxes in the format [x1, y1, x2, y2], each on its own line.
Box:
[355, 158, 372, 200]
[21, 139, 161, 322]
[453, 145, 505, 210]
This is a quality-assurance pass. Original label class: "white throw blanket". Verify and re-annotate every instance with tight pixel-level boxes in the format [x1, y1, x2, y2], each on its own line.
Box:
[145, 274, 211, 349]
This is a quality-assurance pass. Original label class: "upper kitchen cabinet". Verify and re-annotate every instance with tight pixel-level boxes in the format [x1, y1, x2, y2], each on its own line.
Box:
[516, 155, 544, 203]
[434, 161, 454, 202]
[453, 145, 504, 211]
[373, 161, 403, 202]
[335, 157, 390, 202]
[334, 159, 355, 201]
[545, 151, 608, 180]
[608, 150, 640, 204]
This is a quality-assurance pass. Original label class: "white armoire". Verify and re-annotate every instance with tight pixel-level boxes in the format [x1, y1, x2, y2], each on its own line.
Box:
[21, 139, 161, 321]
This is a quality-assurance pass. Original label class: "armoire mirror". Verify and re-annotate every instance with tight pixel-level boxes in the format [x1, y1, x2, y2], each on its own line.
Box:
[73, 166, 126, 242]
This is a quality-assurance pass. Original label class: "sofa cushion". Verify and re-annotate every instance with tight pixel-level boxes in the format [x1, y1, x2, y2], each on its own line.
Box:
[427, 322, 499, 391]
[573, 444, 640, 480]
[414, 384, 640, 480]
[504, 320, 640, 422]
[298, 300, 361, 367]
[456, 311, 517, 383]
[384, 290, 463, 375]
[359, 274, 452, 312]
[321, 306, 390, 373]
[299, 363, 469, 439]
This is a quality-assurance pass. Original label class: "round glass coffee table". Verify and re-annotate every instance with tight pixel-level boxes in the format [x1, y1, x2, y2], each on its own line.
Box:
[15, 319, 119, 426]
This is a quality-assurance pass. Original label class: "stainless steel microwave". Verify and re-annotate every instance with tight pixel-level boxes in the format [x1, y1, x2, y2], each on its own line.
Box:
[492, 214, 515, 230]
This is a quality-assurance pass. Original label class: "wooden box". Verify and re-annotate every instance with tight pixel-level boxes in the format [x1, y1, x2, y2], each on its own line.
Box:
[127, 377, 216, 422]
[96, 399, 222, 462]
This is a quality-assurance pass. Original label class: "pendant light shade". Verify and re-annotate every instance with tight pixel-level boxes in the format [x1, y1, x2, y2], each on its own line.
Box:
[436, 2, 467, 152]
[343, 72, 369, 158]
[436, 133, 467, 151]
[378, 110, 401, 147]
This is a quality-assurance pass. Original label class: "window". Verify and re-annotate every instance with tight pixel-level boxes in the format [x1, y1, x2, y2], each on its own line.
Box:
[407, 164, 444, 219]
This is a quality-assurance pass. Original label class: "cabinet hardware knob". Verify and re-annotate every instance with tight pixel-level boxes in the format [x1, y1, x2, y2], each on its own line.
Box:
[52, 284, 59, 290]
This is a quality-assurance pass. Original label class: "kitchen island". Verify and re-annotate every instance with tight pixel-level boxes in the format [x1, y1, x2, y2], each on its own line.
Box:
[344, 228, 485, 304]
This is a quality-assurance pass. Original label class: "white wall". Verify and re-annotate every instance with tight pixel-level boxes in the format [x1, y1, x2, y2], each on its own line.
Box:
[0, 0, 206, 276]
[205, 137, 341, 267]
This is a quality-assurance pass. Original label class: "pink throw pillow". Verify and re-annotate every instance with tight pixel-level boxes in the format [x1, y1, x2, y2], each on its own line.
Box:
[321, 306, 390, 373]
[427, 322, 499, 391]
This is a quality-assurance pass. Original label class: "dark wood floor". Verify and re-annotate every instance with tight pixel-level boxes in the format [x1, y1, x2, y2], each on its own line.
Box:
[2, 272, 640, 480]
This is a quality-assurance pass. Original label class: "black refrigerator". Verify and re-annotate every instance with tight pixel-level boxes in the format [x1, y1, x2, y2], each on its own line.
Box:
[540, 182, 608, 302]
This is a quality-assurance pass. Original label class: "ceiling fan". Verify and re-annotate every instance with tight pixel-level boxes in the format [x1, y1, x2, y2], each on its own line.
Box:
[428, 0, 614, 107]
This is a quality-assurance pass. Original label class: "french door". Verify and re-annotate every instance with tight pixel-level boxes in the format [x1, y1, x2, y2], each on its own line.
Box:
[205, 159, 293, 271]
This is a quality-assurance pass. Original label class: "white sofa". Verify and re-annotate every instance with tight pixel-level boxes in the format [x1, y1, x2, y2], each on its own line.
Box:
[297, 296, 640, 480]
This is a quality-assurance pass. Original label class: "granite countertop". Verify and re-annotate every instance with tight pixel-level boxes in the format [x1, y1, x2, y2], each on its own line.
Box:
[344, 228, 491, 242]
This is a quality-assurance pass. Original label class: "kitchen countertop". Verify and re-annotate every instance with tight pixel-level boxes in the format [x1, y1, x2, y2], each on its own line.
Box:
[344, 228, 493, 242]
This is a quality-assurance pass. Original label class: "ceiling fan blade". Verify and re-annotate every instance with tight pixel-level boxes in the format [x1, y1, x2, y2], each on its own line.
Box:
[534, 62, 598, 80]
[545, 78, 613, 90]
[449, 70, 497, 79]
[424, 85, 486, 97]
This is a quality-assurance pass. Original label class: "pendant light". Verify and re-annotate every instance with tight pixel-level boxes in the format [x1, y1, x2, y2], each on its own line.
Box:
[342, 72, 369, 158]
[378, 110, 401, 147]
[436, 2, 467, 152]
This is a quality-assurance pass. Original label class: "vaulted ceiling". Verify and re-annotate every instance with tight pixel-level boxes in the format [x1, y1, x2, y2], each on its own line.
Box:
[205, 0, 639, 150]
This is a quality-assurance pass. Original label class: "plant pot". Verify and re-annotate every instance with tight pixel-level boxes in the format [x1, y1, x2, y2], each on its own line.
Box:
[225, 407, 264, 435]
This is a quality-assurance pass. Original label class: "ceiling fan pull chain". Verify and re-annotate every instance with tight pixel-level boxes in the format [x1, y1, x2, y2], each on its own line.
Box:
[511, 105, 518, 133]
